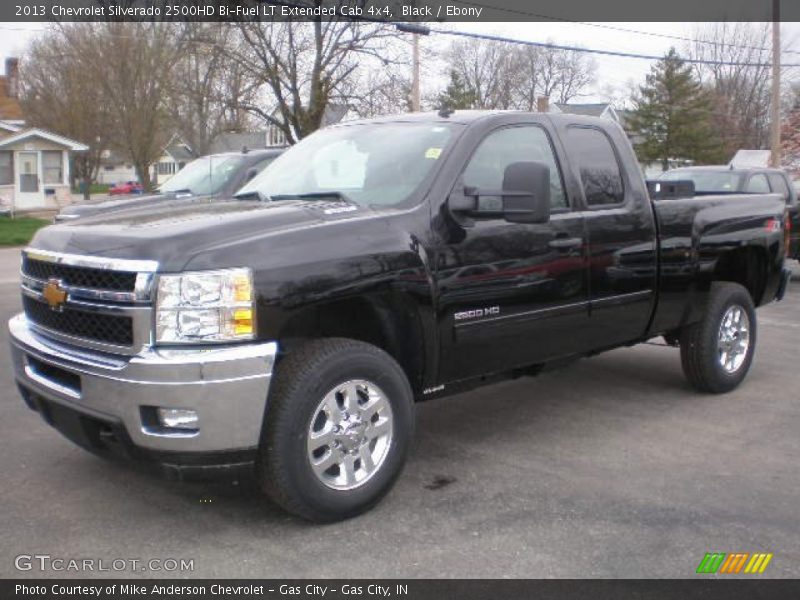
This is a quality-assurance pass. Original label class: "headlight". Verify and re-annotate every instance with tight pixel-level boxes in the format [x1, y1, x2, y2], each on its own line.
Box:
[155, 267, 255, 344]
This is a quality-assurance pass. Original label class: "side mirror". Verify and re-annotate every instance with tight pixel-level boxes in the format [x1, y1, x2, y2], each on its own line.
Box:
[448, 161, 551, 225]
[502, 161, 550, 223]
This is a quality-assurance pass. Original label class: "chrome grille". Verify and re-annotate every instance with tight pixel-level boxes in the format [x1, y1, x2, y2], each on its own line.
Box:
[22, 256, 137, 292]
[20, 248, 158, 355]
[23, 295, 133, 346]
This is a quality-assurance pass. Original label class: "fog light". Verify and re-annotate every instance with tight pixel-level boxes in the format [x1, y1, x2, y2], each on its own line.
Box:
[157, 408, 199, 430]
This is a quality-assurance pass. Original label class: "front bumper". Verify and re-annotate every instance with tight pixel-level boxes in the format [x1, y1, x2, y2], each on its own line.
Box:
[9, 313, 277, 479]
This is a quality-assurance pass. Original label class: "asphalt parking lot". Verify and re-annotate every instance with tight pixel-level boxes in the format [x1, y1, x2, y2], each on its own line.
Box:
[0, 246, 798, 579]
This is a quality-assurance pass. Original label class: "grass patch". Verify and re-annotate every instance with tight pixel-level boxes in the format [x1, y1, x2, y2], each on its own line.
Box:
[0, 216, 50, 246]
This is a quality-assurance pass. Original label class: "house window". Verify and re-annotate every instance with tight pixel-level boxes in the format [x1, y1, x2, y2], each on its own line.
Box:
[0, 151, 12, 185]
[43, 151, 63, 184]
[158, 162, 176, 175]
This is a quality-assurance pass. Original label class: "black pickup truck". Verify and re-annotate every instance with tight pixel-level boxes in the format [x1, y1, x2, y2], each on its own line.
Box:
[9, 112, 791, 522]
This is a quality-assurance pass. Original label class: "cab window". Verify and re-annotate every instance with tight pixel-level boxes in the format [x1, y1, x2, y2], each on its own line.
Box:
[767, 173, 791, 203]
[565, 127, 625, 207]
[462, 125, 567, 210]
[745, 174, 770, 193]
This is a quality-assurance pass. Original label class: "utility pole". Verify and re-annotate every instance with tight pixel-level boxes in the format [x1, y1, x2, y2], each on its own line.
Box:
[412, 33, 421, 112]
[396, 22, 430, 112]
[771, 0, 781, 168]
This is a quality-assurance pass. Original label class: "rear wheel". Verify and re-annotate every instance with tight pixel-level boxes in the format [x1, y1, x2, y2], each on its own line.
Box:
[680, 282, 756, 393]
[257, 338, 414, 522]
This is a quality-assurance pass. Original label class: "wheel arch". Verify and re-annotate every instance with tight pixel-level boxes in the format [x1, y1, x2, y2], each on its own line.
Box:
[711, 245, 769, 306]
[275, 292, 433, 395]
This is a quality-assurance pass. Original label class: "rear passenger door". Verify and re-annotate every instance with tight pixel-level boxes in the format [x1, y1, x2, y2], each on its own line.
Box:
[559, 124, 657, 347]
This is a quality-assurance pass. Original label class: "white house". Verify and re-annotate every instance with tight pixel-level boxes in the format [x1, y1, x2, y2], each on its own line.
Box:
[0, 56, 89, 212]
[151, 137, 195, 187]
[97, 150, 137, 186]
[0, 122, 88, 212]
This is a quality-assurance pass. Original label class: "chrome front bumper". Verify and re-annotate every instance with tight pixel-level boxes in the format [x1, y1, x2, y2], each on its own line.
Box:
[9, 313, 277, 461]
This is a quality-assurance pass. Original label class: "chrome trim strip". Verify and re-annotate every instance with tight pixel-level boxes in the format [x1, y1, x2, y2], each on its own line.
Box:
[23, 247, 159, 273]
[25, 320, 142, 357]
[455, 300, 589, 330]
[22, 283, 150, 315]
[590, 290, 654, 308]
[21, 274, 150, 304]
[141, 427, 200, 439]
[24, 364, 81, 400]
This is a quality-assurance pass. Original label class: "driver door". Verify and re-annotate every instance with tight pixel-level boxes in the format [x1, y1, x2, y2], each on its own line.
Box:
[435, 124, 589, 382]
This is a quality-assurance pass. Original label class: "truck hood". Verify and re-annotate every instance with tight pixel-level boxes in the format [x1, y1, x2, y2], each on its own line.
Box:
[57, 191, 199, 219]
[30, 196, 372, 271]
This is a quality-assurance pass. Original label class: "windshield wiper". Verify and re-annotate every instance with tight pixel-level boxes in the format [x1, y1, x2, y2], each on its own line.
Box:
[269, 191, 357, 204]
[234, 190, 268, 202]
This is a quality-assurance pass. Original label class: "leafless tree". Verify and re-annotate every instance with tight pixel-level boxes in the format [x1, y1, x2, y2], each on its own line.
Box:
[54, 22, 182, 190]
[444, 38, 518, 109]
[166, 23, 256, 155]
[441, 37, 595, 111]
[20, 26, 113, 199]
[232, 19, 402, 143]
[349, 69, 413, 118]
[686, 23, 799, 157]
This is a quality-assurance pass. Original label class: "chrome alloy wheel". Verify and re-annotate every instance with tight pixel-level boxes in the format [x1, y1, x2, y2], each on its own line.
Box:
[307, 380, 394, 491]
[717, 305, 750, 374]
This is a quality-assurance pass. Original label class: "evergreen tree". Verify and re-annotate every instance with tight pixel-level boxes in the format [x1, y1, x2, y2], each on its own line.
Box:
[627, 48, 725, 169]
[437, 70, 478, 111]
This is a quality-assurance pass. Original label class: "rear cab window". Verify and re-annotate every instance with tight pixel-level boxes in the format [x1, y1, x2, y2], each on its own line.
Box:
[563, 127, 625, 207]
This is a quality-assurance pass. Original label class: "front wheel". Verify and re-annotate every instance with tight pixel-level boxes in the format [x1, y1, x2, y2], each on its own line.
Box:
[680, 282, 756, 393]
[257, 338, 414, 522]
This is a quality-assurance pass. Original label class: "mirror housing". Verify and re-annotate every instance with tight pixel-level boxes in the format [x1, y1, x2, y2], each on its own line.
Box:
[501, 161, 551, 223]
[244, 168, 260, 183]
[448, 161, 551, 225]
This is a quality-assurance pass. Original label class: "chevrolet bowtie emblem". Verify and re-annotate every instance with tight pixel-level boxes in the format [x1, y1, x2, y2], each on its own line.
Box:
[42, 279, 67, 311]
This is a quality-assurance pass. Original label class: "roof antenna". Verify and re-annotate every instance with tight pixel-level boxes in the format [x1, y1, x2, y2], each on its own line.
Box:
[242, 146, 250, 154]
[438, 106, 454, 118]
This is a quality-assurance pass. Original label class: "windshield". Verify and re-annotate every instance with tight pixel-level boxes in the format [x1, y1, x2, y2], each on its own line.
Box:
[660, 169, 743, 193]
[237, 122, 457, 207]
[160, 155, 247, 195]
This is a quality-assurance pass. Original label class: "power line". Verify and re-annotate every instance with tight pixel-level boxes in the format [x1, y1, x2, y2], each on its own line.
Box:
[428, 27, 800, 68]
[257, 1, 799, 67]
[448, 0, 800, 57]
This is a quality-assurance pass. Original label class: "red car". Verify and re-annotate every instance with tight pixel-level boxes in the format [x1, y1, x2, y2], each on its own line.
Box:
[108, 181, 144, 196]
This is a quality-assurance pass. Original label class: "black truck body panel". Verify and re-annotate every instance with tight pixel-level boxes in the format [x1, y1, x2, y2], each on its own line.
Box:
[27, 112, 788, 397]
[659, 165, 800, 259]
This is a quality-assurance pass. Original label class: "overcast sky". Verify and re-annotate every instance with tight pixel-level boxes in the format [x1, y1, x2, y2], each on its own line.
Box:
[1, 21, 798, 107]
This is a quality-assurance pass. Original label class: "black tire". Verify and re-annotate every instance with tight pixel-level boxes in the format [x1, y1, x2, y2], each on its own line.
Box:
[257, 338, 414, 522]
[680, 282, 757, 394]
